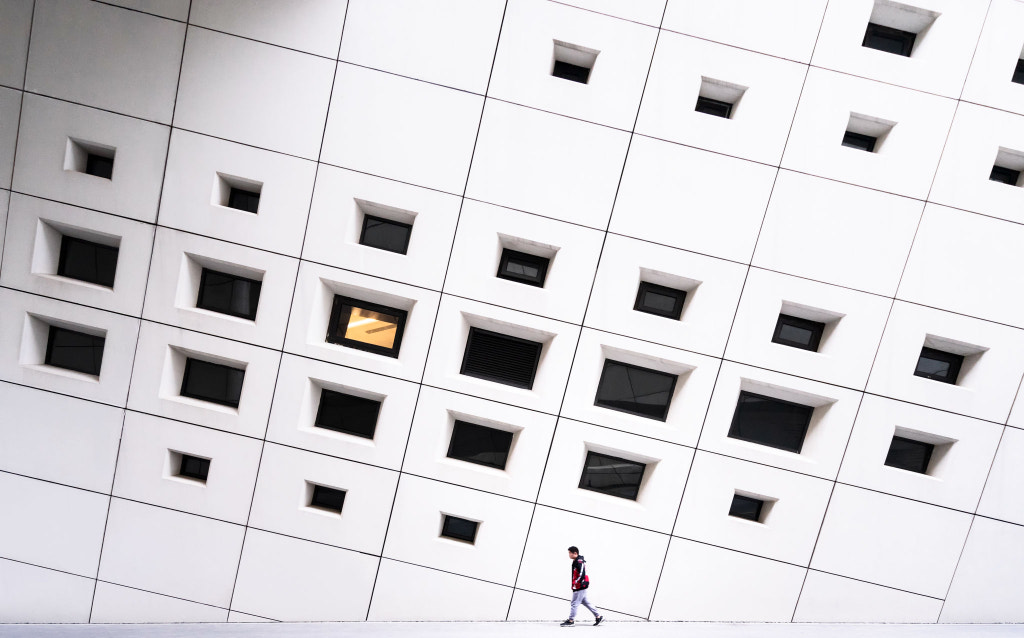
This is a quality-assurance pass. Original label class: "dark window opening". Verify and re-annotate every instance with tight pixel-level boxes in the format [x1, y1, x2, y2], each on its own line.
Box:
[884, 435, 935, 474]
[990, 165, 1020, 186]
[862, 22, 916, 57]
[914, 347, 964, 385]
[360, 215, 413, 255]
[56, 235, 119, 288]
[842, 131, 877, 152]
[227, 187, 260, 214]
[447, 420, 514, 470]
[552, 60, 590, 84]
[727, 391, 814, 454]
[497, 249, 550, 287]
[1013, 59, 1024, 85]
[695, 96, 733, 119]
[180, 358, 245, 408]
[594, 360, 677, 421]
[441, 515, 479, 543]
[578, 451, 645, 501]
[326, 296, 407, 358]
[772, 314, 826, 352]
[728, 494, 765, 522]
[85, 153, 114, 179]
[196, 268, 262, 321]
[460, 327, 543, 390]
[44, 326, 105, 376]
[178, 454, 210, 482]
[314, 389, 381, 439]
[634, 282, 686, 320]
[310, 484, 346, 513]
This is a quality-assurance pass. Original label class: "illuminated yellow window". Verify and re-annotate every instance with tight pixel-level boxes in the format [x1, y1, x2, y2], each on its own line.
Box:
[327, 296, 408, 357]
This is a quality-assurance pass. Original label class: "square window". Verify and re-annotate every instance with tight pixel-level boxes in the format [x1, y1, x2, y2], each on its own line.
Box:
[196, 268, 262, 321]
[551, 40, 598, 85]
[360, 214, 413, 255]
[180, 358, 245, 408]
[772, 314, 826, 352]
[862, 22, 916, 57]
[1013, 59, 1024, 85]
[441, 515, 479, 543]
[497, 249, 550, 287]
[447, 420, 514, 470]
[56, 235, 119, 288]
[727, 391, 814, 454]
[594, 360, 677, 421]
[85, 153, 114, 179]
[227, 187, 261, 214]
[178, 454, 210, 482]
[314, 388, 381, 439]
[914, 347, 964, 385]
[728, 494, 765, 522]
[634, 282, 686, 320]
[578, 451, 645, 501]
[460, 327, 543, 389]
[842, 131, 877, 153]
[44, 326, 105, 376]
[694, 96, 733, 119]
[552, 60, 590, 83]
[310, 484, 346, 513]
[990, 165, 1021, 186]
[884, 435, 934, 474]
[326, 296, 408, 358]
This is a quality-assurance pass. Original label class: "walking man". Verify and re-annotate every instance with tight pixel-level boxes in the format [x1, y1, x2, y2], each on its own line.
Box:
[561, 546, 603, 627]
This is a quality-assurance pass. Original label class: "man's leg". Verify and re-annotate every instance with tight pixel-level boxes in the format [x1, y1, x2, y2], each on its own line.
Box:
[569, 590, 584, 619]
[579, 590, 600, 618]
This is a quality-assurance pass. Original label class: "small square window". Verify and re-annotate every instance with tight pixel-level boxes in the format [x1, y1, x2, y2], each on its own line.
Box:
[842, 131, 877, 153]
[694, 96, 733, 119]
[360, 215, 413, 255]
[634, 282, 686, 320]
[460, 327, 543, 389]
[727, 391, 814, 454]
[178, 454, 210, 482]
[862, 22, 916, 57]
[728, 494, 765, 522]
[85, 153, 114, 179]
[180, 358, 245, 408]
[884, 435, 934, 474]
[314, 389, 381, 439]
[551, 40, 598, 85]
[65, 138, 115, 177]
[497, 249, 550, 287]
[1013, 59, 1024, 85]
[447, 420, 514, 470]
[578, 451, 645, 501]
[310, 484, 346, 513]
[326, 296, 408, 358]
[196, 268, 262, 321]
[227, 187, 260, 214]
[914, 347, 964, 385]
[990, 165, 1021, 186]
[594, 360, 677, 421]
[57, 235, 118, 288]
[552, 60, 590, 83]
[772, 314, 826, 352]
[44, 326, 105, 376]
[441, 515, 479, 543]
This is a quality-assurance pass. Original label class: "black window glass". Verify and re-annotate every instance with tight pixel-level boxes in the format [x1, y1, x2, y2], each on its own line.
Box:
[196, 268, 262, 321]
[326, 296, 407, 358]
[1013, 59, 1024, 85]
[460, 327, 543, 390]
[497, 249, 550, 287]
[578, 451, 645, 501]
[594, 360, 677, 421]
[314, 389, 381, 439]
[44, 326, 105, 376]
[360, 215, 412, 255]
[57, 235, 119, 288]
[441, 515, 479, 543]
[694, 96, 733, 119]
[178, 454, 210, 482]
[85, 153, 113, 179]
[727, 391, 814, 454]
[990, 165, 1020, 186]
[634, 282, 686, 320]
[552, 60, 590, 84]
[180, 358, 245, 408]
[447, 420, 514, 470]
[914, 347, 964, 385]
[884, 435, 934, 474]
[862, 22, 916, 56]
[729, 494, 764, 522]
[842, 131, 877, 152]
[227, 187, 260, 214]
[772, 314, 826, 352]
[310, 485, 346, 513]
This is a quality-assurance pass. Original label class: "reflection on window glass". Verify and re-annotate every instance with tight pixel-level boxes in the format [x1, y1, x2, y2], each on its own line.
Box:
[327, 296, 408, 357]
[344, 306, 399, 349]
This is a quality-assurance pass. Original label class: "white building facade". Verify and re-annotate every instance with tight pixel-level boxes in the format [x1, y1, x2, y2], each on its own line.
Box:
[1, 0, 1023, 624]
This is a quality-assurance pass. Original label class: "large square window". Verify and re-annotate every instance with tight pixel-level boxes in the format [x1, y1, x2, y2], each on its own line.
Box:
[441, 515, 479, 543]
[360, 215, 413, 255]
[727, 391, 814, 454]
[914, 347, 963, 385]
[196, 268, 262, 321]
[227, 187, 260, 214]
[728, 494, 765, 522]
[594, 360, 677, 421]
[772, 314, 825, 352]
[884, 435, 934, 474]
[85, 153, 114, 179]
[634, 282, 686, 320]
[460, 327, 543, 389]
[447, 420, 514, 470]
[578, 451, 645, 501]
[180, 358, 245, 408]
[178, 454, 210, 482]
[314, 389, 381, 439]
[57, 235, 119, 288]
[326, 296, 408, 358]
[45, 326, 105, 376]
[310, 484, 346, 513]
[497, 249, 549, 287]
[862, 22, 916, 56]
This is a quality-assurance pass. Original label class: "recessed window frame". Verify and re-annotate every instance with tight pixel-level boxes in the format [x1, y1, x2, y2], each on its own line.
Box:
[990, 165, 1021, 186]
[446, 420, 514, 470]
[85, 153, 114, 179]
[694, 96, 733, 119]
[56, 234, 119, 288]
[727, 390, 815, 455]
[179, 357, 245, 409]
[309, 484, 347, 513]
[195, 267, 262, 321]
[862, 22, 916, 57]
[772, 314, 826, 352]
[227, 186, 261, 214]
[593, 359, 678, 422]
[842, 130, 878, 153]
[578, 450, 646, 501]
[313, 388, 381, 439]
[326, 295, 408, 358]
[728, 493, 765, 522]
[440, 514, 479, 543]
[913, 346, 964, 385]
[460, 327, 543, 390]
[884, 435, 935, 474]
[177, 454, 211, 482]
[634, 281, 686, 320]
[497, 248, 550, 288]
[359, 214, 413, 255]
[44, 325, 105, 376]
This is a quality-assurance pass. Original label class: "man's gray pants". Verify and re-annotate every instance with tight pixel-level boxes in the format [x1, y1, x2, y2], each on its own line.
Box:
[570, 589, 599, 620]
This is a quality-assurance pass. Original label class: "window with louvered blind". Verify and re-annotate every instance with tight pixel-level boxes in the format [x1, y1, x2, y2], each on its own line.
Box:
[460, 327, 543, 390]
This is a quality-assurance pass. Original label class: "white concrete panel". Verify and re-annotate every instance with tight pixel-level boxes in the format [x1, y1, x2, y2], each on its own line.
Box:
[610, 134, 777, 263]
[811, 484, 972, 598]
[515, 505, 669, 618]
[444, 200, 605, 324]
[544, 0, 666, 26]
[368, 558, 512, 621]
[91, 582, 228, 623]
[175, 27, 335, 159]
[753, 171, 924, 297]
[506, 588, 641, 621]
[977, 427, 1024, 526]
[649, 539, 805, 621]
[382, 474, 533, 586]
[190, 0, 347, 58]
[0, 86, 20, 190]
[0, 0, 33, 89]
[0, 382, 122, 493]
[794, 571, 942, 623]
[0, 558, 94, 623]
[231, 529, 378, 622]
[322, 64, 482, 194]
[961, 0, 1024, 116]
[12, 94, 170, 222]
[0, 189, 8, 267]
[100, 0, 190, 21]
[467, 99, 630, 229]
[247, 442, 398, 555]
[97, 498, 244, 608]
[0, 472, 108, 577]
[24, 0, 184, 123]
[339, 0, 504, 93]
[941, 516, 1024, 623]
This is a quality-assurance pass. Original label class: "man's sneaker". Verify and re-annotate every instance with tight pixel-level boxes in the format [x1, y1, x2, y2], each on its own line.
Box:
[593, 615, 604, 626]
[560, 619, 575, 627]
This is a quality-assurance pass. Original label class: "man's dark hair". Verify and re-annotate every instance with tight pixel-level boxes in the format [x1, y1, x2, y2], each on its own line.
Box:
[568, 546, 579, 553]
